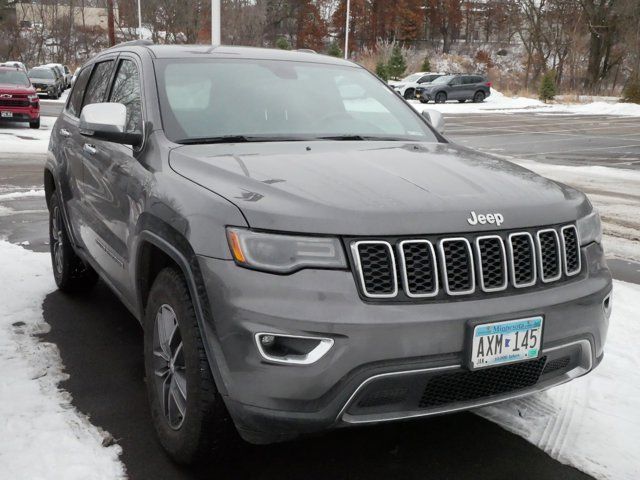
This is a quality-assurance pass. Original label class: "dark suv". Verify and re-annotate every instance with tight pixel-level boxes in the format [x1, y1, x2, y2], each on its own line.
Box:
[416, 74, 492, 103]
[46, 43, 611, 465]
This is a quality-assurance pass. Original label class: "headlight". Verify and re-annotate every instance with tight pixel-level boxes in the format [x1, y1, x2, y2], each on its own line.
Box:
[28, 94, 39, 102]
[576, 210, 602, 245]
[226, 227, 347, 273]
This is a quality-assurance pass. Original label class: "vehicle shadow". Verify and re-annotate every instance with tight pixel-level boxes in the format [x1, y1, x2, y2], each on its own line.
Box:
[42, 282, 591, 480]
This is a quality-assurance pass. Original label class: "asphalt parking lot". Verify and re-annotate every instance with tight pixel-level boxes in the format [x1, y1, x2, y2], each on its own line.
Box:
[2, 110, 639, 479]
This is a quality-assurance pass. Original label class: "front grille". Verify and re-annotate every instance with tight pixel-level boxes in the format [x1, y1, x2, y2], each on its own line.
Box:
[418, 357, 547, 408]
[350, 224, 581, 301]
[0, 98, 29, 107]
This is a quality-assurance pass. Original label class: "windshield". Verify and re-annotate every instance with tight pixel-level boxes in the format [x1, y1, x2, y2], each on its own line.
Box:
[432, 75, 454, 85]
[0, 69, 30, 86]
[156, 59, 438, 144]
[401, 73, 423, 83]
[28, 69, 54, 80]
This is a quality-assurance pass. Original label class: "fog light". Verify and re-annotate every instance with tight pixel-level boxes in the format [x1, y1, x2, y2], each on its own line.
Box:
[255, 333, 334, 365]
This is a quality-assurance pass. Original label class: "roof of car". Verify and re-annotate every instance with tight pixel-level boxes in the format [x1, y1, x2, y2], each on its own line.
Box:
[105, 43, 354, 66]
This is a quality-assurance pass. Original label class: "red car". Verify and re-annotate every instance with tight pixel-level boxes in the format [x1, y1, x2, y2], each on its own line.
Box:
[0, 66, 40, 129]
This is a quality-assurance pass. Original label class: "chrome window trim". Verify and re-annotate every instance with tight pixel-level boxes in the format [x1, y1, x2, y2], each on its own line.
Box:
[338, 338, 593, 425]
[560, 225, 581, 277]
[254, 333, 334, 365]
[508, 232, 537, 288]
[536, 228, 562, 283]
[438, 237, 476, 296]
[397, 240, 439, 298]
[350, 240, 398, 298]
[474, 235, 508, 292]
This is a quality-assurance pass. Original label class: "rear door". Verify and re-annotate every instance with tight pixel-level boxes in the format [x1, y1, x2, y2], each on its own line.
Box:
[447, 76, 465, 100]
[81, 55, 145, 299]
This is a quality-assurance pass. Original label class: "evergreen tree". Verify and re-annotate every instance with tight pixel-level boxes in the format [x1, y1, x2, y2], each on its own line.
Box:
[538, 70, 557, 103]
[386, 45, 407, 80]
[421, 56, 431, 72]
[327, 42, 343, 58]
[275, 37, 291, 50]
[621, 76, 640, 104]
[375, 61, 389, 81]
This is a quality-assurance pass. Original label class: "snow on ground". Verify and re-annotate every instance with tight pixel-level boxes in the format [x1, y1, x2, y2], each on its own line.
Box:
[0, 116, 55, 154]
[477, 280, 640, 480]
[0, 241, 125, 479]
[411, 88, 640, 116]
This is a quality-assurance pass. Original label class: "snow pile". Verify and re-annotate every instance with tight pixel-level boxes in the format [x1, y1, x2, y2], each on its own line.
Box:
[0, 189, 45, 200]
[479, 280, 640, 480]
[412, 88, 640, 116]
[0, 117, 55, 155]
[0, 241, 125, 479]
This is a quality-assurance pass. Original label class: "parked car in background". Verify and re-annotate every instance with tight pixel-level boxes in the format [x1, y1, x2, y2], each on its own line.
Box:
[45, 63, 72, 88]
[27, 67, 62, 99]
[393, 72, 445, 99]
[416, 74, 492, 103]
[1, 61, 27, 72]
[0, 66, 40, 128]
[45, 64, 67, 89]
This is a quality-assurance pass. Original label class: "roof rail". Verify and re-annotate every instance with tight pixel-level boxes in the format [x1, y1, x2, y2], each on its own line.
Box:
[108, 39, 153, 49]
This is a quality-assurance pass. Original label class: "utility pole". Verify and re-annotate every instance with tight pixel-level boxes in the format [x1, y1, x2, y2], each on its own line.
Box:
[137, 0, 142, 39]
[212, 0, 221, 45]
[344, 0, 350, 59]
[107, 0, 115, 46]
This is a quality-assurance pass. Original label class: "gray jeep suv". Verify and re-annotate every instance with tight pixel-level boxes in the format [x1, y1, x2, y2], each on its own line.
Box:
[45, 42, 611, 464]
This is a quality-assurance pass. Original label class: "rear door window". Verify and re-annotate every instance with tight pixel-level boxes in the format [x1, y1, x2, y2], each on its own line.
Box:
[66, 67, 92, 118]
[82, 60, 114, 107]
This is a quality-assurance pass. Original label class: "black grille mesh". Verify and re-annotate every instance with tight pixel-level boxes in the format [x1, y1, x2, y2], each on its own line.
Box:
[418, 357, 547, 408]
[0, 98, 30, 107]
[357, 243, 395, 295]
[563, 227, 580, 274]
[477, 237, 506, 289]
[442, 240, 473, 292]
[539, 231, 560, 279]
[542, 356, 570, 375]
[510, 234, 535, 285]
[401, 242, 437, 296]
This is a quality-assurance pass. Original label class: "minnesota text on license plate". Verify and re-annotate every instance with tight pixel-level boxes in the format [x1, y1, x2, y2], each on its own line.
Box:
[471, 316, 543, 369]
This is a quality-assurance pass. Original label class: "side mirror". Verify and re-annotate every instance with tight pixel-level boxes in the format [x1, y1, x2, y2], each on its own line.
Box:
[422, 109, 445, 134]
[79, 102, 142, 146]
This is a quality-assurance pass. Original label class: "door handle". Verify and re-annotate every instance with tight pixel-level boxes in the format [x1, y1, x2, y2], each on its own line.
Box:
[59, 128, 71, 137]
[83, 143, 97, 155]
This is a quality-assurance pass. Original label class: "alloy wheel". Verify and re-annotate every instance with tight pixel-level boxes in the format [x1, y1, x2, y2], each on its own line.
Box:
[153, 304, 188, 430]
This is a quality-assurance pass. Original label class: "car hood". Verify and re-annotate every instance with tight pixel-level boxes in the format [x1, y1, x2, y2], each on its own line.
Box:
[29, 78, 55, 85]
[169, 141, 590, 235]
[0, 83, 35, 94]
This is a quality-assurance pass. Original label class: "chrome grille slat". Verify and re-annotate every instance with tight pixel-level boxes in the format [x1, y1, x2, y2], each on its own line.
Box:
[398, 240, 438, 298]
[475, 235, 508, 292]
[350, 224, 581, 300]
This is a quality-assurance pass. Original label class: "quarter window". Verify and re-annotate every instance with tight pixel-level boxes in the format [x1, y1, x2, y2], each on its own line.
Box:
[82, 60, 114, 108]
[66, 67, 92, 118]
[109, 59, 142, 133]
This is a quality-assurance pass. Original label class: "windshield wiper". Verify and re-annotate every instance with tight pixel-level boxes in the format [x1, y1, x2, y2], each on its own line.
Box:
[316, 135, 414, 142]
[176, 135, 307, 145]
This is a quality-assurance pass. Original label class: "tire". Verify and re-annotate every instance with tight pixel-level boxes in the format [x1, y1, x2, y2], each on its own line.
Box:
[49, 191, 98, 293]
[473, 91, 486, 103]
[144, 267, 235, 465]
[30, 118, 40, 129]
[403, 88, 415, 100]
[458, 99, 466, 103]
[419, 98, 429, 104]
[435, 92, 447, 104]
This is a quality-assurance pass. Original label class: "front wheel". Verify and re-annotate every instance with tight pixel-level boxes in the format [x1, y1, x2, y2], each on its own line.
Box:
[403, 88, 415, 100]
[29, 118, 40, 129]
[435, 92, 447, 104]
[49, 191, 98, 292]
[144, 268, 236, 465]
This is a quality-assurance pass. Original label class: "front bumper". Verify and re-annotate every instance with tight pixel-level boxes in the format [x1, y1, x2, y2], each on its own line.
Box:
[198, 242, 611, 443]
[0, 104, 39, 121]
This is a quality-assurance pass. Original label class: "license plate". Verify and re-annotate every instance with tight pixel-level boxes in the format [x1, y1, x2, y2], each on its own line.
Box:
[470, 316, 543, 369]
[1, 111, 13, 118]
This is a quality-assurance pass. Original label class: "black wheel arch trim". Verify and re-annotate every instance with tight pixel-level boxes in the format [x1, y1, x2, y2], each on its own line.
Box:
[133, 221, 230, 397]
